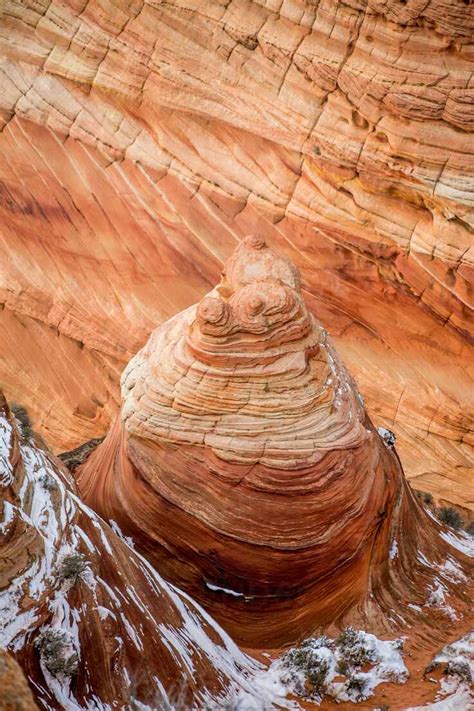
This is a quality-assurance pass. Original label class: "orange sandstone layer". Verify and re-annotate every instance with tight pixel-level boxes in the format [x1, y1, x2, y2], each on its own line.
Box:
[0, 0, 472, 511]
[0, 392, 280, 709]
[77, 239, 473, 647]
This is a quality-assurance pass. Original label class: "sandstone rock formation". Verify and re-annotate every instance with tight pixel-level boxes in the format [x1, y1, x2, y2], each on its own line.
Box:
[77, 239, 473, 647]
[0, 0, 473, 514]
[0, 392, 284, 709]
[0, 650, 38, 711]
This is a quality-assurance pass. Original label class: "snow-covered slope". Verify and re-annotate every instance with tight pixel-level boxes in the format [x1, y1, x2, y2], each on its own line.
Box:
[0, 393, 288, 710]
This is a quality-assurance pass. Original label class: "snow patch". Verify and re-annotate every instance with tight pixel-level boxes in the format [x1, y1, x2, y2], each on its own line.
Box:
[269, 629, 408, 704]
[440, 530, 474, 558]
[425, 579, 457, 621]
[418, 551, 435, 568]
[439, 557, 467, 584]
[0, 409, 294, 710]
[378, 426, 396, 448]
[408, 632, 474, 710]
[205, 582, 245, 598]
[0, 418, 14, 486]
[408, 686, 473, 710]
[109, 519, 135, 549]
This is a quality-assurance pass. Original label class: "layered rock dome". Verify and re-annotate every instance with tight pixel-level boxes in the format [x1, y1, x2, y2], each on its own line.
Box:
[77, 239, 472, 646]
[0, 0, 473, 516]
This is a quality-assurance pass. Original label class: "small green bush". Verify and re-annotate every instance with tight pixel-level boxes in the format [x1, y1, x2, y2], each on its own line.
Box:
[437, 507, 463, 529]
[306, 659, 330, 691]
[336, 627, 359, 650]
[35, 630, 78, 678]
[39, 473, 58, 492]
[346, 673, 368, 699]
[57, 553, 87, 583]
[336, 628, 374, 668]
[445, 660, 472, 684]
[10, 403, 33, 440]
[282, 641, 331, 698]
[336, 658, 350, 676]
[300, 635, 333, 651]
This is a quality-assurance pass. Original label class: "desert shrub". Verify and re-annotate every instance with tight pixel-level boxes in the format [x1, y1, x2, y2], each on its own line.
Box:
[422, 492, 433, 505]
[282, 641, 331, 697]
[35, 630, 78, 678]
[57, 553, 87, 582]
[336, 628, 374, 668]
[306, 659, 330, 691]
[346, 673, 368, 700]
[445, 660, 472, 684]
[58, 436, 104, 473]
[10, 403, 33, 440]
[336, 627, 359, 649]
[39, 473, 58, 492]
[336, 658, 350, 676]
[437, 507, 463, 529]
[300, 635, 333, 651]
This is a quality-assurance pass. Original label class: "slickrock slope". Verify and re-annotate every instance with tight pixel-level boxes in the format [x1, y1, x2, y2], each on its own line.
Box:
[77, 239, 473, 647]
[1, 0, 473, 513]
[0, 392, 285, 710]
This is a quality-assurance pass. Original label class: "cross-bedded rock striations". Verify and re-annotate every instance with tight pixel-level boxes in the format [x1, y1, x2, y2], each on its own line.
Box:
[77, 239, 473, 647]
[0, 392, 282, 709]
[0, 0, 473, 515]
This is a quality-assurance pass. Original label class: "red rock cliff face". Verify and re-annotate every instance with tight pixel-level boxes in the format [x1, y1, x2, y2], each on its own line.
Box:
[0, 0, 473, 514]
[77, 239, 473, 647]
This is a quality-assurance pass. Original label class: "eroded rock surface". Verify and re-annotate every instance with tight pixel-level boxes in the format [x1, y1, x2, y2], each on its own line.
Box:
[0, 392, 283, 709]
[0, 650, 38, 711]
[0, 0, 473, 512]
[77, 239, 473, 647]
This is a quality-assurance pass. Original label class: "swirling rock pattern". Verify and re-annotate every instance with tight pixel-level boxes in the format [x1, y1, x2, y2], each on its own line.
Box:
[122, 236, 368, 468]
[0, 0, 473, 515]
[77, 240, 473, 646]
[0, 392, 280, 709]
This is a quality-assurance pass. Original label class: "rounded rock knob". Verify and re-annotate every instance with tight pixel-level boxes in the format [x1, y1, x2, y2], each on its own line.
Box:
[197, 297, 228, 325]
[247, 295, 265, 316]
[243, 234, 266, 250]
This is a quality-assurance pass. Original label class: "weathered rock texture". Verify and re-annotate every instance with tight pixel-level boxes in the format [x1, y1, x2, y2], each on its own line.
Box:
[0, 0, 473, 513]
[0, 650, 38, 711]
[77, 240, 473, 647]
[0, 392, 281, 709]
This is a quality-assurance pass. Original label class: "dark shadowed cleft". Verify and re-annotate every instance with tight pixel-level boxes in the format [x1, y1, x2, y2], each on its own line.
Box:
[59, 437, 105, 472]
